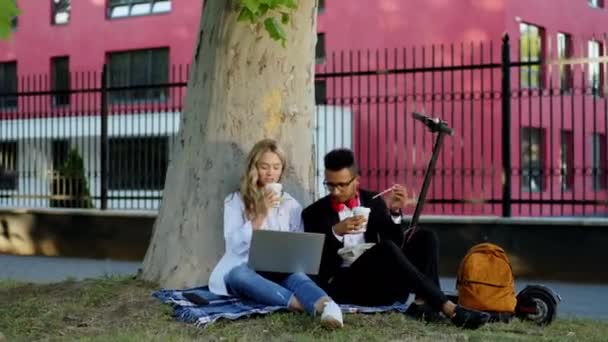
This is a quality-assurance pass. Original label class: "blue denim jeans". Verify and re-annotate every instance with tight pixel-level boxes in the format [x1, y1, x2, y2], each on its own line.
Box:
[224, 263, 328, 315]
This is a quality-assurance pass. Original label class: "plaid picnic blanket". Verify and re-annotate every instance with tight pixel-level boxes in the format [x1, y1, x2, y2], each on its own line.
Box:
[153, 286, 409, 328]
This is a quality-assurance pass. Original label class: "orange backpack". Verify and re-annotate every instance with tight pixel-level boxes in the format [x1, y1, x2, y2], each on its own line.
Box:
[457, 243, 517, 313]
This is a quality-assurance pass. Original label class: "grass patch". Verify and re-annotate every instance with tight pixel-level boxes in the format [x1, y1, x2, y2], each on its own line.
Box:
[0, 279, 21, 290]
[1, 276, 607, 341]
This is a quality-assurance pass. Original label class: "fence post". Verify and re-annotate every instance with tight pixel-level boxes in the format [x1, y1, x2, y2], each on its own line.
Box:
[100, 65, 108, 210]
[501, 34, 512, 217]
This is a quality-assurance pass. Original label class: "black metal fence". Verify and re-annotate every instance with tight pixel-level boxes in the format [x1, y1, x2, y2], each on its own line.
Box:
[0, 66, 188, 210]
[2, 35, 608, 216]
[315, 35, 608, 217]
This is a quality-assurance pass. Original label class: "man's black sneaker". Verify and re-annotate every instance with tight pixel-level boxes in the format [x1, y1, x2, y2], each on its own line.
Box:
[405, 303, 446, 324]
[450, 306, 491, 329]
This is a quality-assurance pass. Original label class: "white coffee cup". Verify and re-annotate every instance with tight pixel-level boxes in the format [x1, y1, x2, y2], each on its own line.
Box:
[265, 183, 283, 207]
[352, 206, 371, 231]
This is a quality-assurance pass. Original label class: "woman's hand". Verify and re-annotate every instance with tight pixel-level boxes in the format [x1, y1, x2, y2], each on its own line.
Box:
[263, 188, 281, 209]
[251, 189, 280, 230]
[252, 215, 265, 230]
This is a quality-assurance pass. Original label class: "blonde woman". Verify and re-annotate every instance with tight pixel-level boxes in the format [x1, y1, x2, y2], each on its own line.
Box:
[208, 139, 343, 328]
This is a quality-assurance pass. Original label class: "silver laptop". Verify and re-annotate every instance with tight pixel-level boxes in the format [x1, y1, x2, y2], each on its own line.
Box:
[248, 230, 325, 275]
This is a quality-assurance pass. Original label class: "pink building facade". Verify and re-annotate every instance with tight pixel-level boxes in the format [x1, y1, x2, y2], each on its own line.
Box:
[0, 0, 201, 74]
[315, 0, 608, 216]
[1, 0, 608, 215]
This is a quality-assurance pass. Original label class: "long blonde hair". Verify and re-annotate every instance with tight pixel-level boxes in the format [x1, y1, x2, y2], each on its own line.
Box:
[240, 139, 287, 219]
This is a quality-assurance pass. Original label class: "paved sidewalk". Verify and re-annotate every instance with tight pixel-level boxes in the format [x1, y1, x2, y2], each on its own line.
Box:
[0, 254, 140, 283]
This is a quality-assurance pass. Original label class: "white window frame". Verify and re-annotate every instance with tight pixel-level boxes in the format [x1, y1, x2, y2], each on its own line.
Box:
[108, 0, 171, 19]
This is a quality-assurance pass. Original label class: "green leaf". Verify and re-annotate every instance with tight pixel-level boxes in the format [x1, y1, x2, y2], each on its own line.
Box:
[0, 23, 9, 40]
[281, 12, 290, 25]
[240, 0, 260, 14]
[264, 17, 287, 45]
[0, 0, 20, 40]
[259, 3, 269, 16]
[237, 7, 255, 23]
[237, 0, 294, 47]
[283, 0, 298, 9]
[260, 0, 280, 8]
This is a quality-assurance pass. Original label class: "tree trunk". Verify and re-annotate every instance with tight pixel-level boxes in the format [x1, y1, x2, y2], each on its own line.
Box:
[141, 0, 318, 288]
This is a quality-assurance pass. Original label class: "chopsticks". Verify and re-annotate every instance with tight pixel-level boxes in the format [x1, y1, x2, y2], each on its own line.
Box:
[371, 186, 394, 200]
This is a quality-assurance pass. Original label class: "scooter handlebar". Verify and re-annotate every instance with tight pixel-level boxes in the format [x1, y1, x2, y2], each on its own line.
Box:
[412, 112, 454, 136]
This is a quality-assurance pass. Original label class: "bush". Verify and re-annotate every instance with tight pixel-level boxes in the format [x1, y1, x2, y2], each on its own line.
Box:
[50, 148, 94, 209]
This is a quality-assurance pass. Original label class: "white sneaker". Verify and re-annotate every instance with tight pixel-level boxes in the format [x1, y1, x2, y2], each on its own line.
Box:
[320, 301, 344, 329]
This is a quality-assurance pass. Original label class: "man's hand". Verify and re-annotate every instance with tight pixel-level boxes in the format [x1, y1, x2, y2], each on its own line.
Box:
[333, 216, 368, 236]
[388, 184, 416, 213]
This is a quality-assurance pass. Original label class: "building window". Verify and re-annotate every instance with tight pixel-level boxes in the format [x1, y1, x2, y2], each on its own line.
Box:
[519, 22, 544, 89]
[52, 0, 70, 25]
[315, 79, 327, 104]
[557, 33, 573, 92]
[560, 130, 574, 191]
[0, 62, 18, 109]
[107, 48, 169, 103]
[316, 33, 326, 64]
[588, 40, 603, 96]
[591, 133, 606, 190]
[108, 136, 168, 190]
[318, 0, 325, 13]
[588, 0, 604, 8]
[51, 56, 70, 106]
[108, 0, 171, 19]
[0, 141, 18, 191]
[521, 127, 545, 192]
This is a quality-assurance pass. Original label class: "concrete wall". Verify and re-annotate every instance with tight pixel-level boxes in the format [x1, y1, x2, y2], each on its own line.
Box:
[418, 216, 608, 283]
[1, 209, 607, 283]
[0, 209, 153, 261]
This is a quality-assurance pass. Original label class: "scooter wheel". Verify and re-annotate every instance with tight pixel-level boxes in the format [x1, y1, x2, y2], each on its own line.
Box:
[516, 286, 559, 326]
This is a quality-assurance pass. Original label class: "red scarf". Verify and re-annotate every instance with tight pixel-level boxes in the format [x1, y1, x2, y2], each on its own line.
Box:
[330, 194, 359, 213]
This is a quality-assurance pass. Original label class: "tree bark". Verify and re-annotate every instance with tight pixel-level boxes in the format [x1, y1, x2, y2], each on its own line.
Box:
[141, 0, 318, 288]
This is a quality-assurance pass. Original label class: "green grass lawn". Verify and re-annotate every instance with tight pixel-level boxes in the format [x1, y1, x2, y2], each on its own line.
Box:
[1, 277, 607, 341]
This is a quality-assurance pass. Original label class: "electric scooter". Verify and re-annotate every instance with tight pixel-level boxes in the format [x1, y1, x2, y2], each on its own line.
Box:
[404, 112, 560, 325]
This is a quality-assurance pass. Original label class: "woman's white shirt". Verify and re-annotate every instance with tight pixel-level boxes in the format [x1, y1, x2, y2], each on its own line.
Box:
[208, 191, 303, 295]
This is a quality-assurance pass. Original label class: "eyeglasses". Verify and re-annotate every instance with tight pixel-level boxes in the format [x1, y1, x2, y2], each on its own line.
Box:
[323, 176, 356, 192]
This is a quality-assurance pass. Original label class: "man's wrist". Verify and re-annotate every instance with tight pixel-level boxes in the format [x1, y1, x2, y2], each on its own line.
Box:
[332, 224, 342, 236]
[332, 225, 345, 241]
[390, 208, 403, 224]
[390, 208, 402, 216]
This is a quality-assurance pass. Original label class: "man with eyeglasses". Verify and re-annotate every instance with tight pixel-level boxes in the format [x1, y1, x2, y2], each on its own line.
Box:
[302, 148, 490, 329]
